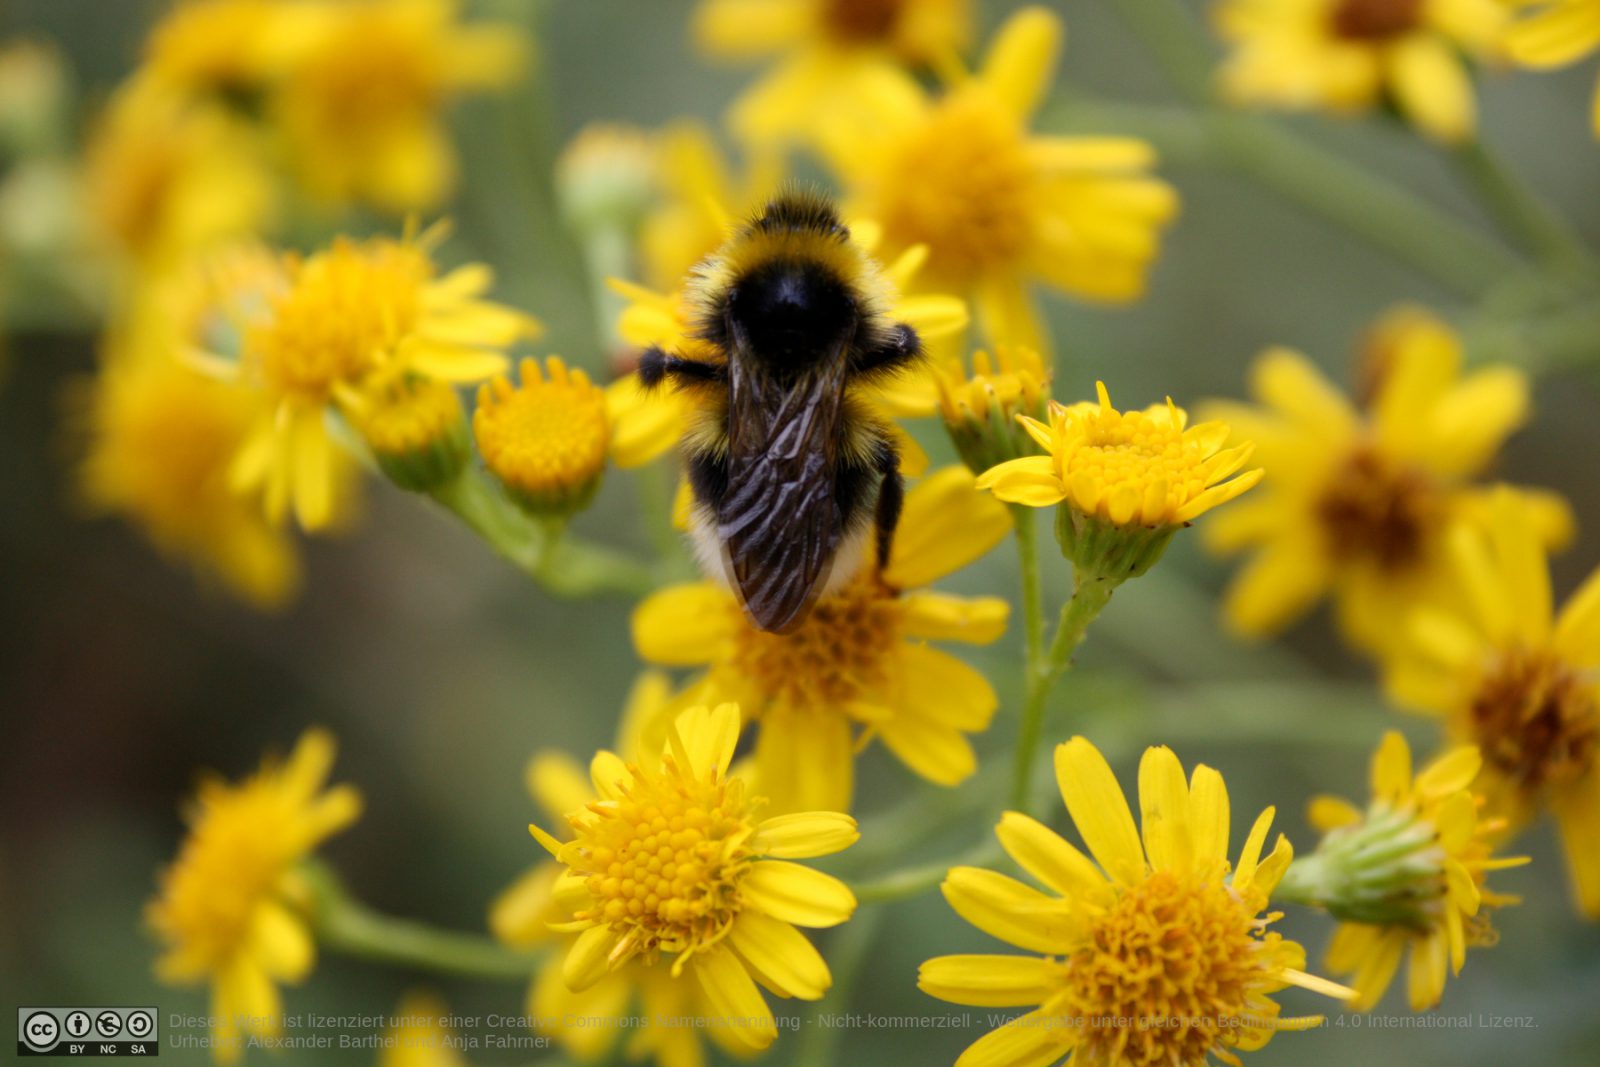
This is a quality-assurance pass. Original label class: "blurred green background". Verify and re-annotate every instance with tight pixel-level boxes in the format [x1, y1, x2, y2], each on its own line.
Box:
[2, 1, 1598, 1064]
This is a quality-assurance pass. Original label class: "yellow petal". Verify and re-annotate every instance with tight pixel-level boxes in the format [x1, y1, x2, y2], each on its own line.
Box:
[1188, 764, 1230, 871]
[527, 750, 591, 819]
[589, 750, 633, 800]
[876, 713, 979, 786]
[994, 811, 1107, 897]
[741, 861, 856, 927]
[690, 945, 778, 1050]
[632, 582, 734, 665]
[752, 812, 859, 858]
[1054, 737, 1145, 885]
[1308, 795, 1364, 833]
[885, 466, 1013, 589]
[1388, 35, 1475, 143]
[563, 924, 624, 992]
[755, 708, 855, 815]
[1138, 745, 1193, 873]
[978, 5, 1063, 120]
[1233, 806, 1276, 890]
[952, 1007, 1072, 1067]
[1370, 731, 1413, 806]
[249, 902, 313, 981]
[901, 591, 1011, 644]
[1221, 538, 1332, 637]
[1249, 347, 1356, 439]
[1555, 564, 1600, 668]
[940, 866, 1078, 954]
[489, 863, 560, 946]
[671, 701, 741, 779]
[1415, 745, 1482, 799]
[919, 954, 1067, 1008]
[896, 645, 999, 730]
[727, 910, 831, 1000]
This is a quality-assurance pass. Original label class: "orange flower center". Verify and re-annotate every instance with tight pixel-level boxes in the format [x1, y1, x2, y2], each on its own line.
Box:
[1061, 870, 1277, 1067]
[820, 0, 905, 44]
[1329, 0, 1423, 40]
[728, 571, 903, 710]
[1315, 446, 1442, 572]
[566, 761, 755, 959]
[1470, 648, 1597, 793]
[877, 88, 1035, 284]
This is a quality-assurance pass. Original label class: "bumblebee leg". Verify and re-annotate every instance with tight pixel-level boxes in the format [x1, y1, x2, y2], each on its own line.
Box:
[873, 440, 903, 569]
[853, 323, 922, 377]
[638, 346, 727, 389]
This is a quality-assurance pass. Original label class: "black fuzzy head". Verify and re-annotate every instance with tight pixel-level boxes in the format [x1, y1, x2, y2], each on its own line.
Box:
[727, 258, 856, 370]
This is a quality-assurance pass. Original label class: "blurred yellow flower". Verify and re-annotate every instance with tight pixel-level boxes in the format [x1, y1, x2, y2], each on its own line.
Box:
[83, 79, 273, 274]
[979, 382, 1264, 526]
[1297, 731, 1525, 1011]
[381, 992, 468, 1067]
[147, 729, 361, 1064]
[352, 374, 470, 492]
[1215, 0, 1506, 143]
[1382, 491, 1600, 917]
[474, 356, 611, 517]
[695, 0, 972, 144]
[78, 356, 300, 609]
[818, 6, 1178, 350]
[142, 0, 318, 98]
[936, 346, 1053, 474]
[223, 226, 534, 530]
[633, 466, 1010, 814]
[274, 0, 526, 211]
[1201, 306, 1572, 653]
[638, 121, 783, 294]
[528, 702, 859, 1056]
[1505, 0, 1600, 135]
[921, 738, 1351, 1067]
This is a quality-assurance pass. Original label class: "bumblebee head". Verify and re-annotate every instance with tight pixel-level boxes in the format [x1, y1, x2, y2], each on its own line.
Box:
[727, 258, 856, 366]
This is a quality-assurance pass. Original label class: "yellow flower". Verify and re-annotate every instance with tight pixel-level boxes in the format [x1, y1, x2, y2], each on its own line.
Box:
[83, 79, 273, 273]
[1382, 490, 1600, 917]
[921, 737, 1352, 1067]
[818, 7, 1178, 350]
[225, 226, 534, 530]
[528, 702, 859, 1056]
[1215, 0, 1506, 143]
[352, 374, 470, 492]
[473, 356, 612, 517]
[147, 729, 361, 1065]
[1505, 0, 1600, 136]
[1292, 732, 1525, 1011]
[274, 0, 526, 211]
[1201, 306, 1572, 653]
[141, 0, 318, 99]
[935, 346, 1053, 474]
[633, 466, 1010, 814]
[494, 675, 746, 1067]
[694, 0, 973, 145]
[381, 992, 468, 1067]
[77, 354, 299, 610]
[979, 382, 1264, 525]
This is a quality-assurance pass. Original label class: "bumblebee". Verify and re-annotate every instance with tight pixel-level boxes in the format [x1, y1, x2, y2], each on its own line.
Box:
[640, 190, 922, 633]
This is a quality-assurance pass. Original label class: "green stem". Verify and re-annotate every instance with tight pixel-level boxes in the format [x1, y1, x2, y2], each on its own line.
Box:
[429, 469, 658, 596]
[1012, 506, 1046, 674]
[1451, 140, 1596, 280]
[851, 840, 1006, 905]
[305, 864, 543, 980]
[1010, 571, 1118, 812]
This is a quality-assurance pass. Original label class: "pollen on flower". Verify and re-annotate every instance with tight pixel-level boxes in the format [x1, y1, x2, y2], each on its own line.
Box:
[1062, 870, 1287, 1067]
[877, 89, 1034, 282]
[566, 756, 757, 960]
[357, 378, 464, 458]
[1315, 447, 1442, 571]
[248, 238, 428, 400]
[1470, 648, 1597, 791]
[729, 571, 904, 709]
[821, 0, 906, 43]
[473, 357, 610, 512]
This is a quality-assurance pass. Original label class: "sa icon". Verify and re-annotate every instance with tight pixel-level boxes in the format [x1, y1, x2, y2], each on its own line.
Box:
[127, 1011, 155, 1039]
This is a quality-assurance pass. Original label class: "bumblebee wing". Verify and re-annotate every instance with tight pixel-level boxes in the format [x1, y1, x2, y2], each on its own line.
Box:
[721, 350, 848, 633]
